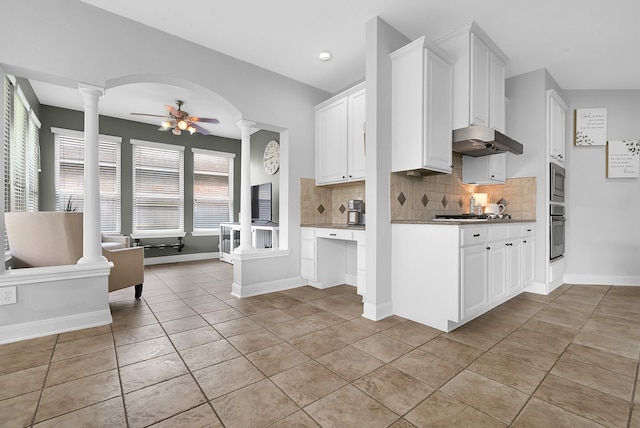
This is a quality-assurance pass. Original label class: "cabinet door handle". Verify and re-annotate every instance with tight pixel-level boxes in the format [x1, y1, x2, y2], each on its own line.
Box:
[506, 243, 513, 246]
[473, 233, 480, 237]
[486, 246, 491, 250]
[523, 240, 527, 243]
[491, 174, 495, 178]
[526, 229, 532, 232]
[329, 233, 337, 236]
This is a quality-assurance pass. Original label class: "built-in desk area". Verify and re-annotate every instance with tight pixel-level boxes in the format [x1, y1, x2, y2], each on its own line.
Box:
[300, 225, 366, 295]
[219, 222, 279, 264]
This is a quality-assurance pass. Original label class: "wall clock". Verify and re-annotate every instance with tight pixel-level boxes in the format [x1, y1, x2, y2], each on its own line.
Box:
[263, 140, 280, 175]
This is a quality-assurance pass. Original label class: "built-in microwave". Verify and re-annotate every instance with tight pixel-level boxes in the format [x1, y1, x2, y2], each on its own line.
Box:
[550, 162, 565, 202]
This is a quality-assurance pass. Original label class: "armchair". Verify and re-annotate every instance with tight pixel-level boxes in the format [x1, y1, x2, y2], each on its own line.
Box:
[5, 211, 144, 299]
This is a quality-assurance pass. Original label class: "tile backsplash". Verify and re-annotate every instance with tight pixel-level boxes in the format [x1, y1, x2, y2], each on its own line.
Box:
[390, 153, 536, 221]
[300, 178, 365, 225]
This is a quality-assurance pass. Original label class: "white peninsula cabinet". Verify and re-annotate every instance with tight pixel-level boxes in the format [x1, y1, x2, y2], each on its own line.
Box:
[392, 222, 534, 332]
[315, 83, 366, 185]
[301, 227, 366, 295]
[391, 36, 454, 174]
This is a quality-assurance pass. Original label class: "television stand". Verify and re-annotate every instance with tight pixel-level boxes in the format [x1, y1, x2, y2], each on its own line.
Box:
[219, 222, 279, 264]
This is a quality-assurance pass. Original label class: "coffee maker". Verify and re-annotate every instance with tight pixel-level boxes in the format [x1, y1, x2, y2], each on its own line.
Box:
[347, 199, 365, 225]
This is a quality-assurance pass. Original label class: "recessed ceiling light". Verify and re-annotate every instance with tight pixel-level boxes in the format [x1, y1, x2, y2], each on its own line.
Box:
[318, 52, 332, 61]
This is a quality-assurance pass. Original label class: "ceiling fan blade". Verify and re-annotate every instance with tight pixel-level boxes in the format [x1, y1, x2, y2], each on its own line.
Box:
[190, 123, 210, 135]
[131, 113, 171, 118]
[190, 117, 220, 124]
[165, 105, 179, 116]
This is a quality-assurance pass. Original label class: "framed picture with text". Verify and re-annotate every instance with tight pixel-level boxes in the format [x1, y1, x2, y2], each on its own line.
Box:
[575, 108, 607, 146]
[607, 140, 640, 178]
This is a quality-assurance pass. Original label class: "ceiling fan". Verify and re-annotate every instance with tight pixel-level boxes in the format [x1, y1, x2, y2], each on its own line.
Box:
[131, 100, 219, 136]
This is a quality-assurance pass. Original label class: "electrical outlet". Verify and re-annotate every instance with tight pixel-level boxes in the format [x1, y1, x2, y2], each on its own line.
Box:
[0, 286, 17, 305]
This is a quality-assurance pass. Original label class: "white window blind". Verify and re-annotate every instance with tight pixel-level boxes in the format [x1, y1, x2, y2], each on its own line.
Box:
[192, 148, 235, 233]
[53, 128, 122, 233]
[3, 77, 11, 216]
[10, 87, 28, 212]
[132, 140, 184, 235]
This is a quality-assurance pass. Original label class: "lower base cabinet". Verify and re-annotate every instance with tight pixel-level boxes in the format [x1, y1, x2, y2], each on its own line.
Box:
[392, 222, 534, 332]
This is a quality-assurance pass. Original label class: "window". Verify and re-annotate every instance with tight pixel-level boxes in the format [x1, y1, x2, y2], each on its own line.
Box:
[53, 128, 122, 233]
[192, 148, 235, 234]
[4, 76, 41, 250]
[132, 140, 184, 235]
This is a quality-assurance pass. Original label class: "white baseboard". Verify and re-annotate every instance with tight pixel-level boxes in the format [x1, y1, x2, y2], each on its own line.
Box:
[144, 252, 219, 266]
[363, 300, 393, 321]
[0, 309, 113, 345]
[231, 276, 307, 298]
[563, 274, 640, 287]
[525, 281, 549, 295]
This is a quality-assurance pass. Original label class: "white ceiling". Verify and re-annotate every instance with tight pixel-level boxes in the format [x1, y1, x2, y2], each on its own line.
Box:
[32, 0, 640, 139]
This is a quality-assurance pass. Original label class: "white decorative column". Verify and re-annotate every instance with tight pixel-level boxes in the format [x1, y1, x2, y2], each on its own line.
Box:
[77, 83, 107, 264]
[236, 119, 256, 252]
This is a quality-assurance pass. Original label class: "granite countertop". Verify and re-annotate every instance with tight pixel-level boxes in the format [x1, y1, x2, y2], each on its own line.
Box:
[392, 219, 536, 225]
[301, 223, 366, 230]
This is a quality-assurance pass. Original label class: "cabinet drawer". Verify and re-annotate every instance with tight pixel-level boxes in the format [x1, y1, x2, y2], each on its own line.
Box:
[461, 226, 488, 246]
[521, 224, 534, 237]
[488, 225, 508, 241]
[316, 229, 353, 241]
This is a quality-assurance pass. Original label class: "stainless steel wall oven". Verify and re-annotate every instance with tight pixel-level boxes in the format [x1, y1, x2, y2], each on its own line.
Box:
[550, 162, 565, 202]
[550, 204, 565, 260]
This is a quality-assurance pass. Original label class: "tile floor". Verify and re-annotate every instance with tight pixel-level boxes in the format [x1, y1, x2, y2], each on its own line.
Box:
[1, 260, 639, 427]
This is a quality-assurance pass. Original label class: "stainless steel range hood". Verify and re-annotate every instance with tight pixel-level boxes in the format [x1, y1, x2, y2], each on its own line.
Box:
[452, 126, 523, 157]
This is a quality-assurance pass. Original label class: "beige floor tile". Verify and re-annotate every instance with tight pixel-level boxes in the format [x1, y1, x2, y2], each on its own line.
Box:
[304, 384, 399, 428]
[551, 357, 635, 401]
[0, 390, 41, 427]
[573, 330, 640, 359]
[299, 310, 349, 329]
[560, 343, 640, 377]
[124, 374, 207, 428]
[279, 302, 322, 318]
[532, 305, 590, 329]
[581, 317, 640, 343]
[0, 365, 48, 400]
[0, 346, 51, 377]
[488, 339, 559, 371]
[265, 295, 307, 310]
[33, 397, 126, 428]
[200, 307, 245, 324]
[381, 320, 442, 347]
[159, 315, 208, 335]
[46, 348, 117, 387]
[349, 315, 406, 332]
[212, 317, 262, 337]
[352, 333, 413, 363]
[226, 328, 282, 354]
[269, 410, 320, 427]
[443, 324, 502, 350]
[182, 294, 220, 306]
[388, 419, 417, 428]
[534, 374, 630, 427]
[35, 369, 121, 422]
[271, 360, 347, 407]
[235, 301, 277, 316]
[266, 319, 318, 340]
[316, 345, 384, 381]
[465, 311, 527, 338]
[190, 301, 231, 315]
[179, 339, 240, 371]
[169, 326, 222, 350]
[323, 320, 376, 344]
[391, 348, 463, 388]
[142, 292, 181, 304]
[512, 397, 603, 427]
[405, 391, 505, 428]
[631, 404, 640, 428]
[419, 336, 483, 367]
[245, 342, 309, 376]
[147, 299, 191, 312]
[353, 365, 434, 415]
[0, 335, 57, 356]
[57, 324, 112, 343]
[289, 330, 347, 358]
[441, 370, 529, 424]
[506, 318, 577, 354]
[149, 403, 223, 428]
[468, 352, 546, 394]
[250, 309, 296, 326]
[116, 336, 176, 367]
[111, 313, 159, 332]
[51, 333, 114, 362]
[211, 379, 298, 428]
[193, 356, 264, 400]
[153, 306, 199, 322]
[113, 323, 166, 346]
[119, 352, 188, 393]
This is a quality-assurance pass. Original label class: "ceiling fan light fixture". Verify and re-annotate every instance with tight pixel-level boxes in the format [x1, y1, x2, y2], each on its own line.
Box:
[187, 125, 197, 135]
[177, 119, 189, 130]
[161, 121, 172, 129]
[172, 127, 181, 136]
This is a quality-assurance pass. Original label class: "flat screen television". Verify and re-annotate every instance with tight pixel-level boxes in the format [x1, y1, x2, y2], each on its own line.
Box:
[251, 182, 272, 223]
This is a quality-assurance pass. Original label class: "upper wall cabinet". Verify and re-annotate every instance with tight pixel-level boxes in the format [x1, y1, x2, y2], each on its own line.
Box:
[391, 36, 454, 174]
[435, 22, 507, 133]
[315, 82, 366, 185]
[546, 89, 568, 163]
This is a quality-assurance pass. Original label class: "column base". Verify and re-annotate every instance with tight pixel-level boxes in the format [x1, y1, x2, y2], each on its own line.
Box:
[77, 255, 108, 264]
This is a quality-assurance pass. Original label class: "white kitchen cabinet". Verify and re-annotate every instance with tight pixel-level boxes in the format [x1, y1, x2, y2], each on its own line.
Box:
[392, 222, 534, 332]
[301, 227, 366, 293]
[435, 22, 508, 133]
[315, 83, 366, 185]
[462, 153, 506, 184]
[391, 36, 454, 174]
[547, 89, 568, 163]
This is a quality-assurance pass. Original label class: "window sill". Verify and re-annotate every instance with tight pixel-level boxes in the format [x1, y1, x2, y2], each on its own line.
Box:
[130, 232, 187, 240]
[191, 230, 221, 237]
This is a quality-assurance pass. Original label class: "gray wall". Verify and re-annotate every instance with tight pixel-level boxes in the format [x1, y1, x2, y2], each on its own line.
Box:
[38, 105, 242, 257]
[249, 130, 280, 223]
[564, 90, 640, 284]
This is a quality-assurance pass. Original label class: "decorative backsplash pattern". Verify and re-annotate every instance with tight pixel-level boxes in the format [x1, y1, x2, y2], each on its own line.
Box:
[300, 178, 365, 225]
[390, 153, 536, 221]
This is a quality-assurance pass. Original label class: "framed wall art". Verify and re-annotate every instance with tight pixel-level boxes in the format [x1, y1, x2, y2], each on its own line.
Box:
[607, 140, 640, 178]
[575, 108, 607, 146]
